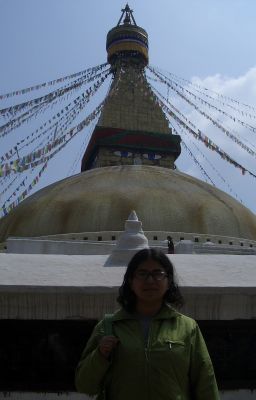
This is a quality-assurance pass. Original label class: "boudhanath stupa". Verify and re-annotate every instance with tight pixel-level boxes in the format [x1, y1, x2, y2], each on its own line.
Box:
[0, 5, 255, 400]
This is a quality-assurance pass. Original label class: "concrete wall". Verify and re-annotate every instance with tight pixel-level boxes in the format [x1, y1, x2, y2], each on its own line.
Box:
[29, 230, 256, 247]
[0, 254, 255, 396]
[6, 234, 256, 255]
[0, 253, 255, 320]
[6, 238, 116, 255]
[0, 288, 255, 320]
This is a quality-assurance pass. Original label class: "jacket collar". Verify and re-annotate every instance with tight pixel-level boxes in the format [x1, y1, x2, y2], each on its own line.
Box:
[112, 303, 181, 322]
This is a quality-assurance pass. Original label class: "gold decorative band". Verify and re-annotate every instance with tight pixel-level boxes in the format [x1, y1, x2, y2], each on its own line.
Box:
[107, 42, 148, 60]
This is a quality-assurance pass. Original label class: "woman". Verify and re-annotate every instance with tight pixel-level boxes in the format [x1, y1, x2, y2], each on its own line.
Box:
[75, 248, 219, 400]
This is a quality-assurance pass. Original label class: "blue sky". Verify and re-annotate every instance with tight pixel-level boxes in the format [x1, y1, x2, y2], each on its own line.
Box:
[1, 0, 256, 85]
[1, 0, 256, 215]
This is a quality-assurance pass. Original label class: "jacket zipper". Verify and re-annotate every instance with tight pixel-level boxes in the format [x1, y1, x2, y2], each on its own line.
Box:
[145, 321, 154, 400]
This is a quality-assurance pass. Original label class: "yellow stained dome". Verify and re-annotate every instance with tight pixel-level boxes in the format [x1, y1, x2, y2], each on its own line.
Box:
[0, 165, 255, 241]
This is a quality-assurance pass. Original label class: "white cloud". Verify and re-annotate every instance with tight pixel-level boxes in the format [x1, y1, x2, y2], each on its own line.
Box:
[173, 67, 256, 214]
[191, 67, 256, 107]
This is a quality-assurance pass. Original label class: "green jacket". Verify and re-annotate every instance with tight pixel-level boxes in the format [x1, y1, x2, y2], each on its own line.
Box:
[75, 305, 219, 400]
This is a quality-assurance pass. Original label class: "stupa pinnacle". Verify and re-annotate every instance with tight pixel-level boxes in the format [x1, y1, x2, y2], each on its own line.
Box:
[106, 3, 148, 67]
[81, 5, 181, 171]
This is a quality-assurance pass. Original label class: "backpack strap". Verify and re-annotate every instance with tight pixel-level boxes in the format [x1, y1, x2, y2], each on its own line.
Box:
[103, 313, 114, 336]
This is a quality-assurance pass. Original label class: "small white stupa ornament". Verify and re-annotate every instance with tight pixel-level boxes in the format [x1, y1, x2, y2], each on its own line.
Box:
[104, 210, 149, 267]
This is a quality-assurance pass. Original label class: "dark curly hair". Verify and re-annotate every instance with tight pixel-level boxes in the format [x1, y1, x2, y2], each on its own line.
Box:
[117, 248, 184, 312]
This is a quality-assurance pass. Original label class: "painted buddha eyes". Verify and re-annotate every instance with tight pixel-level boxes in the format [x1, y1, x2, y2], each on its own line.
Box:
[113, 151, 161, 160]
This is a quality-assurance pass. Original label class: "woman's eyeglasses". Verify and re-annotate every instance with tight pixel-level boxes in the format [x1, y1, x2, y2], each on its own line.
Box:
[134, 270, 168, 281]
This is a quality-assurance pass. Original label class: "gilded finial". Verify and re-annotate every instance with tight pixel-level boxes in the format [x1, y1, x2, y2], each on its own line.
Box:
[117, 4, 137, 26]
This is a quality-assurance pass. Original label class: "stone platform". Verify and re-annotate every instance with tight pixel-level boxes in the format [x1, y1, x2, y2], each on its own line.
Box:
[0, 253, 255, 320]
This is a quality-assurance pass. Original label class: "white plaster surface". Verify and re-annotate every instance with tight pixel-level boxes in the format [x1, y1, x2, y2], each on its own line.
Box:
[0, 253, 255, 290]
[104, 210, 149, 266]
[6, 237, 116, 255]
[175, 240, 195, 254]
[0, 253, 255, 320]
[6, 236, 256, 255]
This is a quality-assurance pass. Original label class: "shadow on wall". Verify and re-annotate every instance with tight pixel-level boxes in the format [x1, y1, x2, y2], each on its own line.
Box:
[0, 319, 255, 392]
